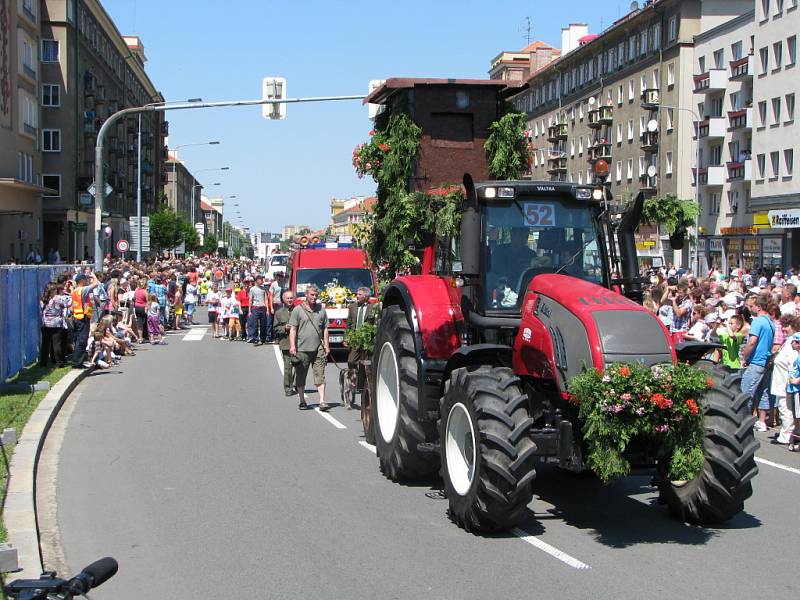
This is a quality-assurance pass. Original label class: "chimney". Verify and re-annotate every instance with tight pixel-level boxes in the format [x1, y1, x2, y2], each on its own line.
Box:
[561, 23, 589, 55]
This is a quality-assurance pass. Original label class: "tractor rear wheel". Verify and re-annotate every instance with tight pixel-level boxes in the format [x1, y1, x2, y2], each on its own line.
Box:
[372, 305, 438, 481]
[440, 365, 537, 532]
[657, 363, 758, 524]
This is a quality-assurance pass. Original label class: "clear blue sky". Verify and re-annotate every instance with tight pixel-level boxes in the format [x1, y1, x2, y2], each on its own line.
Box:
[102, 0, 624, 235]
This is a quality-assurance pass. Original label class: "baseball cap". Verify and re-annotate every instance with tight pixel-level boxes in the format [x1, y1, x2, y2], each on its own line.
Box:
[704, 313, 720, 324]
[225, 287, 232, 291]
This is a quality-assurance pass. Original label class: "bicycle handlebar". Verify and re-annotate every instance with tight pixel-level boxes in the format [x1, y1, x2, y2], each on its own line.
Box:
[4, 557, 118, 599]
[66, 557, 119, 595]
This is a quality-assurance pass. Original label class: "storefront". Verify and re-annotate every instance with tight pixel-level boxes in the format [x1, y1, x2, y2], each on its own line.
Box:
[715, 225, 786, 274]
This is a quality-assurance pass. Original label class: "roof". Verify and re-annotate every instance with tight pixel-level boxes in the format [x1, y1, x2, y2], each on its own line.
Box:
[200, 200, 214, 212]
[522, 40, 555, 52]
[332, 197, 376, 224]
[364, 77, 509, 105]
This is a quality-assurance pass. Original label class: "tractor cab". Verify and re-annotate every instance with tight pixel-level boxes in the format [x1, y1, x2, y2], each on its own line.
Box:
[459, 179, 612, 319]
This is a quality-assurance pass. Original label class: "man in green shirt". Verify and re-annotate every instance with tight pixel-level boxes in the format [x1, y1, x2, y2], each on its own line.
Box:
[273, 289, 296, 396]
[289, 285, 330, 410]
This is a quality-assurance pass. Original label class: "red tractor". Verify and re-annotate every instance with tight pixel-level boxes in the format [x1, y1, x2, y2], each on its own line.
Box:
[367, 174, 758, 532]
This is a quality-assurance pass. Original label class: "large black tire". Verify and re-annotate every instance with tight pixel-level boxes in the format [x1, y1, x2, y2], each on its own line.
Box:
[440, 365, 537, 532]
[371, 305, 439, 481]
[657, 363, 759, 524]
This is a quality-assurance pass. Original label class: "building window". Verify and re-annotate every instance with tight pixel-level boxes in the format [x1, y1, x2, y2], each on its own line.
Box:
[713, 49, 725, 69]
[788, 36, 797, 66]
[668, 16, 677, 42]
[617, 84, 624, 105]
[761, 0, 771, 20]
[785, 149, 794, 176]
[640, 73, 647, 93]
[570, 140, 575, 157]
[698, 56, 706, 74]
[17, 153, 33, 183]
[759, 47, 769, 73]
[787, 93, 796, 121]
[616, 123, 623, 145]
[773, 42, 783, 69]
[42, 175, 61, 198]
[638, 155, 646, 177]
[772, 97, 782, 124]
[627, 158, 633, 181]
[732, 41, 743, 61]
[21, 37, 36, 78]
[41, 40, 59, 63]
[666, 108, 674, 131]
[653, 23, 661, 50]
[710, 193, 720, 215]
[628, 119, 634, 141]
[22, 0, 36, 20]
[42, 129, 61, 152]
[758, 100, 768, 127]
[41, 84, 60, 107]
[666, 151, 673, 175]
[770, 151, 780, 177]
[757, 154, 766, 179]
[667, 62, 675, 86]
[616, 161, 622, 182]
[776, 0, 784, 13]
[628, 79, 634, 101]
[20, 92, 37, 136]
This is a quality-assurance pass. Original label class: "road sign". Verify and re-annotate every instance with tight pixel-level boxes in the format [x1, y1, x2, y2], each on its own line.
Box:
[262, 77, 287, 120]
[116, 239, 129, 252]
[87, 181, 113, 198]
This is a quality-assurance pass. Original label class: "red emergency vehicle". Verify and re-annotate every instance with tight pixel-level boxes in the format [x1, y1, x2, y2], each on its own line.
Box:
[286, 238, 378, 346]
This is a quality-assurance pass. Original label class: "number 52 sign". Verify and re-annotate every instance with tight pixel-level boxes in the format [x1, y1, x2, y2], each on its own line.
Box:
[523, 203, 556, 227]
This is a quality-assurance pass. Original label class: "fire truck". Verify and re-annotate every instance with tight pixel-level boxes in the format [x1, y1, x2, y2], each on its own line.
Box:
[286, 236, 378, 346]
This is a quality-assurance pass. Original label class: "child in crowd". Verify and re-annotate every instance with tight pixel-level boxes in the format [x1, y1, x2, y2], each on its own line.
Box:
[147, 293, 165, 345]
[715, 314, 746, 369]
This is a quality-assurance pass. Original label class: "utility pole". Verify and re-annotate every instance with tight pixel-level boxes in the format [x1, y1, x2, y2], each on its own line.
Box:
[136, 114, 142, 261]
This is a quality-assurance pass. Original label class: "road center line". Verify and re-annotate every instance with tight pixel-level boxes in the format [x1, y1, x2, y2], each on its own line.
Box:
[755, 457, 800, 476]
[359, 441, 377, 454]
[511, 528, 591, 570]
[314, 408, 347, 429]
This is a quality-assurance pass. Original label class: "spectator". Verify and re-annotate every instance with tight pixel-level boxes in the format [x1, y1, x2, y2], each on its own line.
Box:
[206, 282, 222, 338]
[786, 333, 800, 451]
[740, 298, 776, 432]
[236, 277, 251, 341]
[134, 279, 149, 342]
[274, 289, 297, 396]
[70, 272, 100, 368]
[771, 315, 800, 445]
[248, 275, 269, 345]
[39, 282, 71, 368]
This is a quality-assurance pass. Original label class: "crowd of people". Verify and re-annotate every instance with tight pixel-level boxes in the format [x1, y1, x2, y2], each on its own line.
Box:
[640, 264, 800, 452]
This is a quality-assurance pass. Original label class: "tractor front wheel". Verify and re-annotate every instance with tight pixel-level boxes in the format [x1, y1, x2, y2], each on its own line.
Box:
[440, 365, 537, 532]
[657, 363, 758, 524]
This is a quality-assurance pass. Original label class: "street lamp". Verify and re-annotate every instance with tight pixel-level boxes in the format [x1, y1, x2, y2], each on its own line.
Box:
[170, 141, 221, 221]
[655, 104, 702, 276]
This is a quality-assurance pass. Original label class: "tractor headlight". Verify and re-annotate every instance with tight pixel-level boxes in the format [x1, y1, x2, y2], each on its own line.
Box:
[498, 187, 515, 198]
[592, 189, 604, 200]
[575, 188, 592, 200]
[484, 187, 497, 199]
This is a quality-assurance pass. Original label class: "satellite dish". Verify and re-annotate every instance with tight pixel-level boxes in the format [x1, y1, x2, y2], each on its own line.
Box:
[588, 97, 596, 106]
[630, 1, 640, 11]
[647, 119, 658, 132]
[647, 165, 658, 178]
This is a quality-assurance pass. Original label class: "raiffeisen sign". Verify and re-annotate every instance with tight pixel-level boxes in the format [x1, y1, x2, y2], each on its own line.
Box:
[768, 209, 800, 228]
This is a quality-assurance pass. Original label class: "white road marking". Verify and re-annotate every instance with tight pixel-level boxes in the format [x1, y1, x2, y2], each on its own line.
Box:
[182, 329, 207, 341]
[755, 457, 800, 476]
[273, 344, 284, 375]
[511, 528, 591, 570]
[315, 408, 347, 429]
[359, 441, 377, 454]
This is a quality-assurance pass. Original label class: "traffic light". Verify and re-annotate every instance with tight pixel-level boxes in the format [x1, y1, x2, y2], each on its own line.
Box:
[262, 77, 287, 120]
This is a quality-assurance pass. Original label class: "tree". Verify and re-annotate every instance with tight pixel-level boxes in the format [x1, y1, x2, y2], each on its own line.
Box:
[149, 207, 182, 251]
[203, 233, 218, 255]
[484, 112, 528, 180]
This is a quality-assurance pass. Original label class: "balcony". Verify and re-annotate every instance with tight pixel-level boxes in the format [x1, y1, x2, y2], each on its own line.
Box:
[547, 123, 568, 142]
[695, 116, 726, 139]
[726, 159, 752, 182]
[546, 157, 568, 174]
[587, 141, 612, 163]
[693, 69, 727, 93]
[641, 88, 660, 109]
[588, 105, 613, 128]
[728, 107, 753, 131]
[729, 55, 753, 81]
[639, 174, 658, 194]
[640, 130, 659, 152]
[694, 166, 725, 187]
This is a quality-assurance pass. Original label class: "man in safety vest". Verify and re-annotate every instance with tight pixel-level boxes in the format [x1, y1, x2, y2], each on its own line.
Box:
[71, 272, 100, 368]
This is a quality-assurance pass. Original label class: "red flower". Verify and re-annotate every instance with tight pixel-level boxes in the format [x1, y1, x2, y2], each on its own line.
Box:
[368, 129, 376, 136]
[378, 143, 390, 152]
[650, 393, 673, 410]
[619, 366, 631, 377]
[705, 378, 715, 388]
[685, 399, 699, 415]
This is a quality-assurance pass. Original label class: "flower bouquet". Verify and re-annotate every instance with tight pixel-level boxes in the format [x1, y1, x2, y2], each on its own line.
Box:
[319, 284, 355, 308]
[567, 362, 714, 484]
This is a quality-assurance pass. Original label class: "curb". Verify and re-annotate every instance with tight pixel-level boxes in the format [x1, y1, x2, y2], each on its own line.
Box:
[4, 367, 91, 577]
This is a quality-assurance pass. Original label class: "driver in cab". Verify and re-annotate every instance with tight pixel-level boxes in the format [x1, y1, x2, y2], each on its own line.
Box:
[490, 227, 551, 308]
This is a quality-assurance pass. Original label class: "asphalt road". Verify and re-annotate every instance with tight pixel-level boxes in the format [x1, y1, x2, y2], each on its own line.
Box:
[48, 310, 800, 599]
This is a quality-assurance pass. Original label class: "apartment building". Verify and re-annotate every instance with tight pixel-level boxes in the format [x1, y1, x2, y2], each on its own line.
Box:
[0, 0, 55, 263]
[330, 197, 375, 237]
[750, 0, 799, 269]
[39, 0, 165, 262]
[489, 40, 561, 82]
[691, 11, 759, 272]
[200, 197, 223, 242]
[164, 153, 202, 224]
[505, 0, 753, 270]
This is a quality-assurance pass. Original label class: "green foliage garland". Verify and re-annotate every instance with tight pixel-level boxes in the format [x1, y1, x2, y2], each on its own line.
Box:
[641, 194, 701, 235]
[484, 112, 528, 180]
[567, 362, 713, 484]
[344, 322, 377, 352]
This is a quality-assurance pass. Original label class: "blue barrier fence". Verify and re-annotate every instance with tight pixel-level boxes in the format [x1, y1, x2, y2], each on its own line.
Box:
[0, 266, 79, 381]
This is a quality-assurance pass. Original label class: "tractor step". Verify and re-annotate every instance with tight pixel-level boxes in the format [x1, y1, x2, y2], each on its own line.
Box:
[417, 442, 440, 456]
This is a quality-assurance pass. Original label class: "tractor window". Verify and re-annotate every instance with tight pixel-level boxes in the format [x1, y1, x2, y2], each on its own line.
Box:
[483, 200, 604, 311]
[434, 236, 460, 275]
